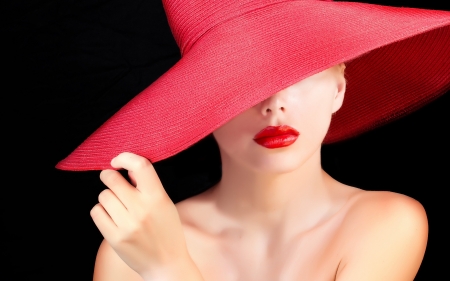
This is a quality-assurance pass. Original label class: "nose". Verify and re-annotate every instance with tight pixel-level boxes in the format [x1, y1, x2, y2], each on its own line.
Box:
[259, 92, 286, 116]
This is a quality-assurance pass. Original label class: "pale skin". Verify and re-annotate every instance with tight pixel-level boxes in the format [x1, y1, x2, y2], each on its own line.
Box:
[92, 64, 428, 281]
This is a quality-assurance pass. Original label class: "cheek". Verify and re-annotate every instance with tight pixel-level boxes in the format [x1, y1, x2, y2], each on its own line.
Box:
[294, 95, 334, 143]
[212, 115, 253, 156]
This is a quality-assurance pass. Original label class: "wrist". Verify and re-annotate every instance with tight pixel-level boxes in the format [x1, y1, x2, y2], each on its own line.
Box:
[142, 256, 205, 281]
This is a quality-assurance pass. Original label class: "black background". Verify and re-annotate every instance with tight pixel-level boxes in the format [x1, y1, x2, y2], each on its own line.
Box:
[3, 0, 449, 280]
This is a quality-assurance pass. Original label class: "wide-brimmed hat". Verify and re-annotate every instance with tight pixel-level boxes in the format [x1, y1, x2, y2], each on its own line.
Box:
[56, 0, 450, 171]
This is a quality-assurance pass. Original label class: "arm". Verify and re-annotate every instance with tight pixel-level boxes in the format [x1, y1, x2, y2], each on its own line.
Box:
[93, 239, 205, 281]
[93, 239, 144, 281]
[336, 192, 428, 281]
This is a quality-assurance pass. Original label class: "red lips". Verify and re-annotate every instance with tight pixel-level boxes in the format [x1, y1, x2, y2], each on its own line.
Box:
[253, 125, 300, 148]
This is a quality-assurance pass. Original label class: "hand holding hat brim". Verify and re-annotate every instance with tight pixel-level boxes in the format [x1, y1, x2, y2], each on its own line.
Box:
[91, 152, 191, 279]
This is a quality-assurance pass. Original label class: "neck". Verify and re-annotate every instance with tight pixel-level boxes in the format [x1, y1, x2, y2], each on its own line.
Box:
[209, 147, 335, 233]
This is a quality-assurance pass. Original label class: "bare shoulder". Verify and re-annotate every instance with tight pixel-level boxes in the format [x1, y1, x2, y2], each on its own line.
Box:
[336, 190, 428, 281]
[93, 239, 144, 281]
[344, 190, 428, 227]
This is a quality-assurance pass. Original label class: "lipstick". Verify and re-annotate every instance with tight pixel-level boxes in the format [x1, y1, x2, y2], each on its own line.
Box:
[253, 125, 299, 148]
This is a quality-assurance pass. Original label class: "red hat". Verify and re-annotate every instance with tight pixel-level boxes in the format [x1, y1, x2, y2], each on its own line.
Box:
[56, 0, 450, 171]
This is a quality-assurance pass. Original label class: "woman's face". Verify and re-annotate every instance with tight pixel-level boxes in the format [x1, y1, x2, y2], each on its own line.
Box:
[212, 64, 346, 174]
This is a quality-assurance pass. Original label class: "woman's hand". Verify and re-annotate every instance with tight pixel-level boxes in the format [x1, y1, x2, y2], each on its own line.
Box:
[90, 152, 192, 280]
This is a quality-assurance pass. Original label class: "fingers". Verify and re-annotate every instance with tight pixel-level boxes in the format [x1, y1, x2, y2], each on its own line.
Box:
[90, 203, 118, 242]
[97, 189, 130, 227]
[100, 169, 138, 209]
[111, 152, 166, 199]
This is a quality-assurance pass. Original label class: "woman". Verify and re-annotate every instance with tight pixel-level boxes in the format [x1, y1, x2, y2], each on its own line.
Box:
[56, 0, 450, 280]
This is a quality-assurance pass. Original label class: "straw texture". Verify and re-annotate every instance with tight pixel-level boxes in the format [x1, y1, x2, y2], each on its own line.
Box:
[56, 0, 450, 171]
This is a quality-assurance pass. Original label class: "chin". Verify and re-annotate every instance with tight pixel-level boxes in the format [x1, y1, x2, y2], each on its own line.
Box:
[243, 147, 316, 175]
[218, 133, 325, 175]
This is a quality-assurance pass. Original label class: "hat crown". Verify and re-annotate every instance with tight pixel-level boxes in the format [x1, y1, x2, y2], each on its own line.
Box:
[162, 0, 305, 56]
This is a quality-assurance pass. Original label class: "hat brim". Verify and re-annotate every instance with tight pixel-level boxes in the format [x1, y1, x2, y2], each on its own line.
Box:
[56, 1, 450, 171]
